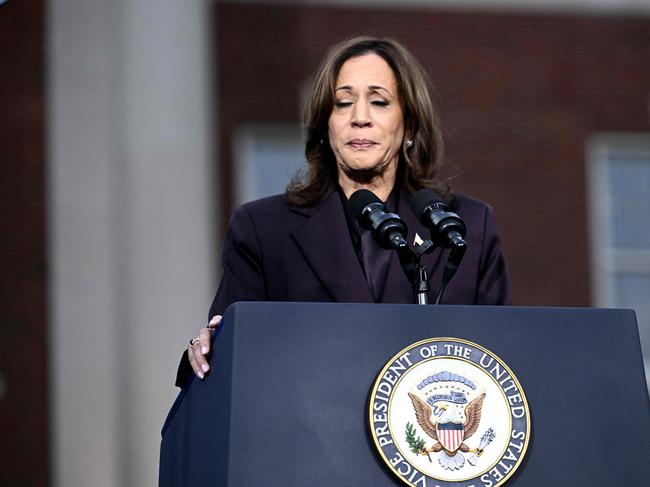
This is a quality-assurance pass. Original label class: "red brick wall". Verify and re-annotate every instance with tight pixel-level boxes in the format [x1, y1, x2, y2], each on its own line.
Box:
[0, 0, 48, 485]
[215, 4, 650, 307]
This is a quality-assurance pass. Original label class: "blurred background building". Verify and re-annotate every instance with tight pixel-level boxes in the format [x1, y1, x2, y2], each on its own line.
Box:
[1, 0, 649, 485]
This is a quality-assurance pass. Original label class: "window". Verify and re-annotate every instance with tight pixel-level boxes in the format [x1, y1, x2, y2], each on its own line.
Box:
[233, 124, 304, 205]
[587, 134, 650, 390]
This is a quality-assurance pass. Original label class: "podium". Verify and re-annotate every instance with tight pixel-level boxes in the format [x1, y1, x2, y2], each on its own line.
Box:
[159, 303, 650, 486]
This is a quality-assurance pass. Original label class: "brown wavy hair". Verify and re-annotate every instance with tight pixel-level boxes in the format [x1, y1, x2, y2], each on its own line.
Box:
[286, 36, 449, 206]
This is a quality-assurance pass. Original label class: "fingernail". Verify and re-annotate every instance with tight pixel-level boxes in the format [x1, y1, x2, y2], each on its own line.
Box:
[209, 316, 219, 325]
[197, 371, 204, 379]
[202, 363, 210, 373]
[202, 346, 208, 355]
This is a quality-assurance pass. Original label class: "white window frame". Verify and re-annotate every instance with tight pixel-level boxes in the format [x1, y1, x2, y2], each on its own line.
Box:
[587, 133, 650, 305]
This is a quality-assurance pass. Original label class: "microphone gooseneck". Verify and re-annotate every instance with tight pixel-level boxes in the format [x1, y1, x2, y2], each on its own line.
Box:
[348, 189, 408, 251]
[349, 189, 429, 304]
[410, 189, 467, 250]
[349, 188, 469, 306]
[411, 189, 468, 304]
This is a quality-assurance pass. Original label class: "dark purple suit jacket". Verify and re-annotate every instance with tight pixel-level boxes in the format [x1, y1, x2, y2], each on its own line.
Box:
[209, 189, 509, 315]
[176, 189, 509, 386]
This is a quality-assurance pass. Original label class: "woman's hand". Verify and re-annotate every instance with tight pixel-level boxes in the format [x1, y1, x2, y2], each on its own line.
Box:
[187, 315, 221, 379]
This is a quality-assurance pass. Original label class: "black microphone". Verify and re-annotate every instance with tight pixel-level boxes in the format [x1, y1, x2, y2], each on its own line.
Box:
[348, 189, 408, 251]
[411, 189, 467, 249]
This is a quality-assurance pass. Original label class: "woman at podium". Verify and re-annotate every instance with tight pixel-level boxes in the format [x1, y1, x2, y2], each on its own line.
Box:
[180, 36, 510, 385]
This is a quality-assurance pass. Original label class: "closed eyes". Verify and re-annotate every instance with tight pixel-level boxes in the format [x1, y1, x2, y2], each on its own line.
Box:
[334, 100, 390, 108]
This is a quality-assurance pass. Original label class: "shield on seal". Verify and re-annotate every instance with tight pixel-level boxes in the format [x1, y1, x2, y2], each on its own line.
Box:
[437, 422, 464, 452]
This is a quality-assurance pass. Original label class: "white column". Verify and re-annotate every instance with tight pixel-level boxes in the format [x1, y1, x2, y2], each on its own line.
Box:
[48, 1, 216, 486]
[118, 1, 215, 485]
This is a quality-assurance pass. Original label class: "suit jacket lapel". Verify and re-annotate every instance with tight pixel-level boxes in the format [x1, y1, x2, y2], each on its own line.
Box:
[289, 191, 374, 303]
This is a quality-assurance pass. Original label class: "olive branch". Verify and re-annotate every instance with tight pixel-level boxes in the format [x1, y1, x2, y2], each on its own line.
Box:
[405, 422, 430, 461]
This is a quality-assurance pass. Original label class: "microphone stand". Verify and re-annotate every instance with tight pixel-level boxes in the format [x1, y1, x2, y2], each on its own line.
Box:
[413, 265, 430, 305]
[397, 240, 434, 305]
[397, 239, 467, 305]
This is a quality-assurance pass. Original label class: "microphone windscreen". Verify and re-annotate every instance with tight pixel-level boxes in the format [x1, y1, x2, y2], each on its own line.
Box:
[410, 189, 444, 217]
[348, 189, 382, 221]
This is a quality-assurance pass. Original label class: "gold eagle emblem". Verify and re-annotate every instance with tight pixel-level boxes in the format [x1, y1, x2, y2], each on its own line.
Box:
[408, 392, 486, 470]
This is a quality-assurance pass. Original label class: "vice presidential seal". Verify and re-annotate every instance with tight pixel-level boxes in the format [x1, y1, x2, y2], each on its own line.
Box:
[369, 338, 530, 487]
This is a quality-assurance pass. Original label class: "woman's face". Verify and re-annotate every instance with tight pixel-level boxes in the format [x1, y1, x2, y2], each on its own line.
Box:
[328, 53, 405, 180]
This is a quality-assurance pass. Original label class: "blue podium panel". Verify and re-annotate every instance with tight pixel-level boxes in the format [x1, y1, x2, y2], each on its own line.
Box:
[160, 303, 650, 486]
